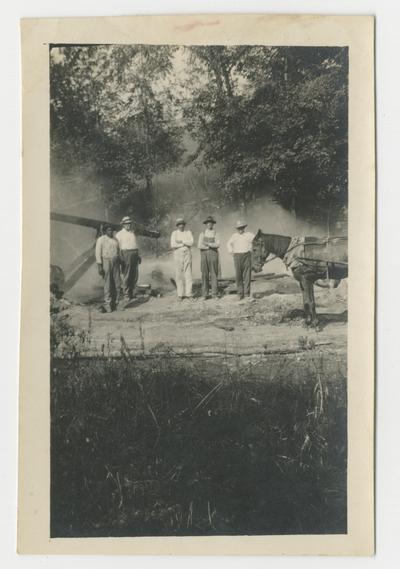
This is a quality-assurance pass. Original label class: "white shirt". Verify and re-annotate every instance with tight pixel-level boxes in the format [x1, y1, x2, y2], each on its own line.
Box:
[95, 235, 120, 264]
[198, 229, 220, 250]
[116, 228, 138, 250]
[227, 231, 255, 254]
[170, 229, 194, 249]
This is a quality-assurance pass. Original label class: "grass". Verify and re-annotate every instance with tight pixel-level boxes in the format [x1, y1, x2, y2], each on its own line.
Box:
[51, 347, 347, 537]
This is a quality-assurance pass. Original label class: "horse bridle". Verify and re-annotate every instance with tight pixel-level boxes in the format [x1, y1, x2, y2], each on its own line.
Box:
[253, 238, 278, 270]
[263, 253, 279, 265]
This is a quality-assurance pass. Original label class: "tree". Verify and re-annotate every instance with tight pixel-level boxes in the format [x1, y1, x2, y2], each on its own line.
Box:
[51, 44, 348, 230]
[50, 45, 183, 222]
[182, 46, 348, 224]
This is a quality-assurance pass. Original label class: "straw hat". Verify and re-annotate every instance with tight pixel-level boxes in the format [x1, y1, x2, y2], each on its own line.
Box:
[121, 216, 132, 225]
[203, 215, 216, 225]
[235, 220, 247, 229]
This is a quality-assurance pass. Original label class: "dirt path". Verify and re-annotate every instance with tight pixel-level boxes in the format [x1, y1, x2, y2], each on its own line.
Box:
[68, 275, 347, 358]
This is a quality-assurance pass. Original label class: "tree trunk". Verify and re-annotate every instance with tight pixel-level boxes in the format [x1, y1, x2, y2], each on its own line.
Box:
[100, 185, 109, 221]
[221, 64, 234, 99]
[210, 61, 224, 94]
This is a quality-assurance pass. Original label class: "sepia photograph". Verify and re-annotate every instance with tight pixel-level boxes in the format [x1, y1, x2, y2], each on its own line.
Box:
[50, 42, 349, 538]
[17, 13, 375, 556]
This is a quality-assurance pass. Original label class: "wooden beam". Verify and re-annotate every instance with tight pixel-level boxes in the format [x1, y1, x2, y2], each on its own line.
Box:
[64, 252, 96, 292]
[51, 211, 160, 238]
[65, 245, 95, 274]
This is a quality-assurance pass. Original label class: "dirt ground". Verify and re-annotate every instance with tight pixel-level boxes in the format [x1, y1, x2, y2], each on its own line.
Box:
[67, 272, 348, 358]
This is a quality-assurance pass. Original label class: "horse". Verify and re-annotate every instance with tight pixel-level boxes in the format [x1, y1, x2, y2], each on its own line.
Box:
[251, 230, 348, 327]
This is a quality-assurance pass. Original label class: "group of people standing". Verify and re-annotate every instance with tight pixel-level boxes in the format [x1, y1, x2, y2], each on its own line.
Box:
[95, 214, 256, 312]
[95, 216, 140, 312]
[171, 216, 255, 302]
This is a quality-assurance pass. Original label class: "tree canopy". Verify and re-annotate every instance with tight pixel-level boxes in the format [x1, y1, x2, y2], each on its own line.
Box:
[51, 45, 183, 222]
[50, 44, 348, 227]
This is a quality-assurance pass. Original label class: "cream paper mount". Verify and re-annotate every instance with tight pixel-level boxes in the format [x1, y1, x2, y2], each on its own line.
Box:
[19, 14, 375, 555]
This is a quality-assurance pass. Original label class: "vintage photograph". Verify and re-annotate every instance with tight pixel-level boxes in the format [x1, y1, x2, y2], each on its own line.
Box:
[49, 43, 349, 538]
[49, 42, 349, 538]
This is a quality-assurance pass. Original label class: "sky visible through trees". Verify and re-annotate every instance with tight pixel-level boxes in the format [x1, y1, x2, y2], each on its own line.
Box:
[50, 44, 348, 232]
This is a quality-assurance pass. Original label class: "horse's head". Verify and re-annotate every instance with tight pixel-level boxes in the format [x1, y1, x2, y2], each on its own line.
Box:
[252, 229, 269, 273]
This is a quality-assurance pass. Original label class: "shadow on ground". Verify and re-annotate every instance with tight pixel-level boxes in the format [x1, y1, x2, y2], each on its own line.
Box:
[281, 309, 348, 330]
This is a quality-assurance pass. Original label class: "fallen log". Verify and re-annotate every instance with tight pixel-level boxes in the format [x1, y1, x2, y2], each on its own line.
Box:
[253, 272, 289, 280]
[66, 342, 333, 360]
[143, 342, 333, 357]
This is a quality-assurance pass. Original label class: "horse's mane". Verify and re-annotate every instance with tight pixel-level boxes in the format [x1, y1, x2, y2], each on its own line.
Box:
[256, 231, 291, 259]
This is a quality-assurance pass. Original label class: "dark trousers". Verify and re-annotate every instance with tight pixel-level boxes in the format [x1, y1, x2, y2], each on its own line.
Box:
[233, 252, 251, 297]
[201, 249, 219, 297]
[120, 249, 139, 299]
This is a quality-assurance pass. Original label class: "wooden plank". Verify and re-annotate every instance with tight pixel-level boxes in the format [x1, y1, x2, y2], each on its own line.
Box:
[65, 245, 95, 274]
[64, 253, 96, 292]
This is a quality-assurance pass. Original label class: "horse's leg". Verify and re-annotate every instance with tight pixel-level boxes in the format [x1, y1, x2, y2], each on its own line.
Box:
[309, 281, 319, 327]
[298, 274, 311, 325]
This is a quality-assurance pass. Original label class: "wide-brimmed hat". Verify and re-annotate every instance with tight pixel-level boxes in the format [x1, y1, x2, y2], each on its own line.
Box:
[176, 217, 186, 226]
[121, 216, 132, 225]
[203, 215, 216, 225]
[236, 220, 247, 229]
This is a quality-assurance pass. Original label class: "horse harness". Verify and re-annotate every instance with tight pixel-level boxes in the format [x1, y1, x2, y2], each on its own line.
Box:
[255, 235, 348, 281]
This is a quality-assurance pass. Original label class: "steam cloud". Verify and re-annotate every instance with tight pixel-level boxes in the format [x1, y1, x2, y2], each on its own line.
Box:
[51, 169, 325, 302]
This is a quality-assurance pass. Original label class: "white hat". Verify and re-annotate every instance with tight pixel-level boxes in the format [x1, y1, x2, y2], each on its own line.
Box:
[176, 217, 186, 226]
[236, 220, 247, 229]
[121, 216, 132, 225]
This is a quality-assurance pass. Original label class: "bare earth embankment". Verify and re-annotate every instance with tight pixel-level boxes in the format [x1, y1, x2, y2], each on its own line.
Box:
[66, 273, 347, 360]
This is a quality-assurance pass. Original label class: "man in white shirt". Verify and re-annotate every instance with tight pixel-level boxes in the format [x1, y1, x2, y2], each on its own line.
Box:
[95, 224, 121, 312]
[227, 221, 255, 300]
[170, 218, 194, 301]
[116, 216, 140, 301]
[198, 215, 220, 299]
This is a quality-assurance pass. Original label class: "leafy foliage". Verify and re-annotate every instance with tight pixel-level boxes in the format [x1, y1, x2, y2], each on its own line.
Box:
[51, 45, 348, 226]
[50, 294, 89, 357]
[50, 45, 183, 221]
[183, 46, 348, 222]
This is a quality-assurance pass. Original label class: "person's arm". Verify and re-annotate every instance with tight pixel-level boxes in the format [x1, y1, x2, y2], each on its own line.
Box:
[227, 234, 235, 254]
[211, 232, 220, 249]
[132, 231, 139, 252]
[116, 240, 122, 263]
[171, 231, 182, 249]
[95, 237, 105, 276]
[198, 232, 207, 250]
[183, 231, 194, 247]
